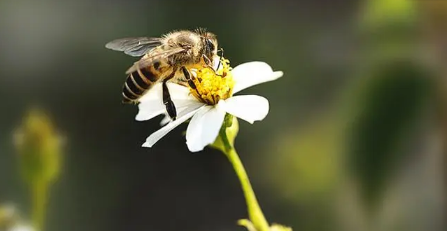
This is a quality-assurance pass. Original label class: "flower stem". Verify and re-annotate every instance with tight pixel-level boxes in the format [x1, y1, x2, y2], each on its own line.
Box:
[32, 181, 48, 231]
[219, 127, 269, 231]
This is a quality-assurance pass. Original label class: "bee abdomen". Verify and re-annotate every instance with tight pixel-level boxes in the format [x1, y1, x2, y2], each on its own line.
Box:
[122, 66, 161, 103]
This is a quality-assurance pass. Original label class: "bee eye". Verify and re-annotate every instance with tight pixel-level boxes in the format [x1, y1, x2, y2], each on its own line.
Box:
[205, 39, 215, 52]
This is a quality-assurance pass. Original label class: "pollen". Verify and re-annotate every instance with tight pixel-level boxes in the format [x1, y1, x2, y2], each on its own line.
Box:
[189, 57, 234, 105]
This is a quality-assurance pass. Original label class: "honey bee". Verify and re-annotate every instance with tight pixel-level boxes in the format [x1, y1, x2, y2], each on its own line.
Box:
[105, 28, 219, 120]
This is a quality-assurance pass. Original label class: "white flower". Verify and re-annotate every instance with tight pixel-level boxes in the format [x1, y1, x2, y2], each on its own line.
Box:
[0, 204, 35, 231]
[135, 59, 283, 152]
[9, 224, 35, 231]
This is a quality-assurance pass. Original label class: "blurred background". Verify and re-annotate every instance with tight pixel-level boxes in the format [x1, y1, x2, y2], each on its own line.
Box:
[0, 0, 446, 230]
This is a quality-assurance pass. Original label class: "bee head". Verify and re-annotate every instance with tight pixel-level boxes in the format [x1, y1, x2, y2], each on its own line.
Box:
[204, 32, 217, 55]
[197, 28, 218, 64]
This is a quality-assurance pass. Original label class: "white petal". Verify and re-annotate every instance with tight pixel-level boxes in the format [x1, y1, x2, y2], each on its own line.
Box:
[159, 114, 171, 126]
[136, 102, 165, 121]
[156, 99, 204, 126]
[186, 105, 226, 152]
[138, 83, 163, 103]
[138, 81, 194, 103]
[166, 82, 207, 118]
[142, 106, 204, 148]
[212, 55, 222, 71]
[231, 61, 284, 93]
[174, 99, 204, 117]
[136, 83, 202, 121]
[136, 83, 165, 121]
[221, 95, 269, 124]
[167, 83, 193, 100]
[10, 224, 35, 231]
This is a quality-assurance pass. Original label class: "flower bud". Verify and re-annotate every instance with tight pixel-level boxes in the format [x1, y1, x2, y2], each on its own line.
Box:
[13, 108, 62, 185]
[238, 219, 293, 231]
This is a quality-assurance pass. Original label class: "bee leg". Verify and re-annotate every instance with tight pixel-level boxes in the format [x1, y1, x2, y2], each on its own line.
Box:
[216, 48, 224, 71]
[181, 66, 197, 90]
[163, 69, 178, 121]
[202, 54, 224, 77]
[215, 58, 222, 72]
[182, 66, 203, 99]
[162, 80, 177, 121]
[203, 54, 212, 66]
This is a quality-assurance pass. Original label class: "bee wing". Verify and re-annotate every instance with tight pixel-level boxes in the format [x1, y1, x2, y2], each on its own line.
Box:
[105, 37, 162, 57]
[125, 47, 186, 74]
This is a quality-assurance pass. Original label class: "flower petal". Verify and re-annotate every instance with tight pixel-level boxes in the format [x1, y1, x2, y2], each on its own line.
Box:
[136, 103, 165, 122]
[221, 95, 269, 124]
[212, 55, 222, 71]
[159, 114, 171, 126]
[136, 83, 201, 121]
[166, 83, 193, 100]
[10, 224, 35, 231]
[136, 83, 164, 121]
[156, 99, 204, 126]
[138, 83, 163, 103]
[186, 104, 226, 152]
[166, 82, 207, 117]
[142, 106, 204, 148]
[232, 61, 283, 93]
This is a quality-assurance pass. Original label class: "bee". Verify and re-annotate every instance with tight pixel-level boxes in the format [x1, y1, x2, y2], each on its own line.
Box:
[105, 28, 219, 121]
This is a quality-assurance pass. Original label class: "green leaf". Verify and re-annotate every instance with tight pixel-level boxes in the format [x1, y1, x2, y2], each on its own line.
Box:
[346, 60, 434, 212]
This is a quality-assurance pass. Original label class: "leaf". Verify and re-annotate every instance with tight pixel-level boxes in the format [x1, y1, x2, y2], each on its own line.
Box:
[345, 60, 434, 212]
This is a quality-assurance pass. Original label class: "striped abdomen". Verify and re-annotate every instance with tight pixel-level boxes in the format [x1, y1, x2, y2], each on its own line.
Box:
[122, 63, 167, 103]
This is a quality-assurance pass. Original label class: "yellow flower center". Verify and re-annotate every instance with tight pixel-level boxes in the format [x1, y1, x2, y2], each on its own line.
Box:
[189, 57, 234, 105]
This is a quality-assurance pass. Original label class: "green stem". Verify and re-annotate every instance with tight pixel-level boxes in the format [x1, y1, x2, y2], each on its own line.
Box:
[32, 181, 48, 231]
[219, 127, 269, 231]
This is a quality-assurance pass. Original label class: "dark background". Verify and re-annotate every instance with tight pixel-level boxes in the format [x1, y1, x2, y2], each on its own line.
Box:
[0, 0, 446, 231]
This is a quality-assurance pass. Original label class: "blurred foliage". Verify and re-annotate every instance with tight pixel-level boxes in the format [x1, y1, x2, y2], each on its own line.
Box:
[266, 115, 343, 202]
[345, 0, 436, 214]
[358, 0, 421, 65]
[360, 0, 417, 30]
[260, 1, 442, 230]
[261, 113, 343, 231]
[345, 60, 434, 211]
